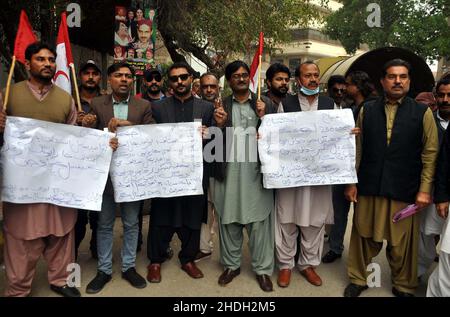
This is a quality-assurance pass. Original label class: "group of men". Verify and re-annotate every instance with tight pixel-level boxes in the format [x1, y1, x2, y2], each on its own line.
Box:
[1, 41, 450, 298]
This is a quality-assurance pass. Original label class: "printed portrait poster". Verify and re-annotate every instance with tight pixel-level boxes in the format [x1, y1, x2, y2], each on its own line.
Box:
[114, 5, 157, 76]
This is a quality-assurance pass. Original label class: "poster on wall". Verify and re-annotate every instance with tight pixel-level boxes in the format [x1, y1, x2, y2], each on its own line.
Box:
[114, 2, 157, 76]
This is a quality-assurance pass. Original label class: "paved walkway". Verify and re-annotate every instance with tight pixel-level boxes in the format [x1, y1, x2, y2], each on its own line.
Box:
[0, 209, 432, 297]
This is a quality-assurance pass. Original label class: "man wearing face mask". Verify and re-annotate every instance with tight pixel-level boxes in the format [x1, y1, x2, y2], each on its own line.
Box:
[275, 61, 336, 288]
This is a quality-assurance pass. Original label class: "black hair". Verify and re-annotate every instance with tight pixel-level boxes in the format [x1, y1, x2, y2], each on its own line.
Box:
[294, 61, 318, 78]
[25, 42, 57, 61]
[200, 72, 218, 82]
[266, 63, 291, 82]
[107, 61, 135, 76]
[436, 77, 450, 94]
[382, 59, 411, 78]
[168, 62, 193, 76]
[346, 71, 374, 98]
[327, 75, 346, 91]
[225, 60, 250, 80]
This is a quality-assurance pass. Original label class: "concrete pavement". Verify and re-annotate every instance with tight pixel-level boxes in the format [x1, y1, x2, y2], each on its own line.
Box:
[0, 209, 432, 297]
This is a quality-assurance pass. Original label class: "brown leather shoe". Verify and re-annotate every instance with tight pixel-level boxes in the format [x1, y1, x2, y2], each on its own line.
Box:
[256, 274, 273, 292]
[300, 267, 322, 286]
[218, 268, 241, 286]
[147, 263, 161, 283]
[277, 269, 291, 288]
[181, 262, 204, 279]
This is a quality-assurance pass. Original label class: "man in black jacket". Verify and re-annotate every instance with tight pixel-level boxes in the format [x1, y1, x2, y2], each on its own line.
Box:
[146, 62, 214, 283]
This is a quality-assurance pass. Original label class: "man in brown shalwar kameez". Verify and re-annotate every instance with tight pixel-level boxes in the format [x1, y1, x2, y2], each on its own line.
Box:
[0, 42, 81, 297]
[344, 59, 439, 297]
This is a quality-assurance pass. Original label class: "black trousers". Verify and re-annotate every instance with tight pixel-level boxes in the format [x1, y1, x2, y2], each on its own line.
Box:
[74, 210, 98, 258]
[148, 225, 200, 265]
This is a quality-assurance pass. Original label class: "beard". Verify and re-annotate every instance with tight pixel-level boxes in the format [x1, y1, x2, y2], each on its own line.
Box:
[148, 84, 161, 94]
[270, 86, 288, 97]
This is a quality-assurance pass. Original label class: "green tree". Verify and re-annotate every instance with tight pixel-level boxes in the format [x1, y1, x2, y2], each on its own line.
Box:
[155, 0, 328, 77]
[324, 0, 450, 61]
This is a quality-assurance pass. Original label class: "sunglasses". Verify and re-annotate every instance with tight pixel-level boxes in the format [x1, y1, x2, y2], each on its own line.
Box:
[332, 88, 346, 93]
[146, 73, 162, 82]
[168, 74, 190, 82]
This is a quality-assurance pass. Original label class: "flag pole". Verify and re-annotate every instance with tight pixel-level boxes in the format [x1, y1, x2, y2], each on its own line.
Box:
[257, 54, 262, 100]
[69, 63, 82, 112]
[3, 56, 16, 111]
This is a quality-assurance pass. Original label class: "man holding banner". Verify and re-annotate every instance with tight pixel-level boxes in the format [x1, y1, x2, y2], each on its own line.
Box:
[84, 61, 154, 294]
[212, 60, 277, 292]
[146, 62, 214, 283]
[0, 42, 80, 297]
[275, 61, 336, 288]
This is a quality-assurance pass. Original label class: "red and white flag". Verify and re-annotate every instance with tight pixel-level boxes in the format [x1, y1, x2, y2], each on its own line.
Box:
[249, 32, 264, 94]
[54, 12, 74, 94]
[14, 10, 37, 64]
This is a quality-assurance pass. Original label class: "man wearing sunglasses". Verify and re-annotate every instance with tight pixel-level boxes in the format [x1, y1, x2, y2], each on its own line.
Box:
[146, 62, 215, 283]
[142, 67, 166, 103]
[327, 75, 347, 109]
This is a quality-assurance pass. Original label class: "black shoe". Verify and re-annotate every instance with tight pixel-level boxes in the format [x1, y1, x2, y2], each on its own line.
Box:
[50, 284, 81, 297]
[392, 287, 415, 297]
[122, 267, 147, 289]
[322, 250, 342, 263]
[344, 283, 368, 297]
[86, 271, 112, 294]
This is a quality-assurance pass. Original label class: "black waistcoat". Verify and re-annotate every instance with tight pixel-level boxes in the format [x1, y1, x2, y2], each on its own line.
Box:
[358, 96, 428, 203]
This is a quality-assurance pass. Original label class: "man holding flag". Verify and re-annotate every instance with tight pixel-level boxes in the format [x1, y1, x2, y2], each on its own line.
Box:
[0, 40, 80, 297]
[212, 57, 277, 292]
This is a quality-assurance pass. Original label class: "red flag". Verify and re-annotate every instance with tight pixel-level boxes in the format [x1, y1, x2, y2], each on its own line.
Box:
[14, 10, 37, 64]
[54, 12, 73, 94]
[249, 32, 264, 93]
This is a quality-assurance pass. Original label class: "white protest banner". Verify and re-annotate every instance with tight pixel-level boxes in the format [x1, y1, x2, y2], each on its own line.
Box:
[110, 122, 203, 202]
[1, 116, 114, 210]
[258, 109, 357, 188]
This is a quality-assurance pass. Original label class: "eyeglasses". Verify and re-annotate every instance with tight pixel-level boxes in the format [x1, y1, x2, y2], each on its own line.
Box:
[112, 72, 133, 79]
[168, 74, 190, 82]
[146, 73, 162, 82]
[231, 73, 249, 80]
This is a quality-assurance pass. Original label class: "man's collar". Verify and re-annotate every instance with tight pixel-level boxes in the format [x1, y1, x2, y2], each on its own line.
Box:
[27, 80, 52, 94]
[437, 110, 448, 122]
[173, 94, 194, 103]
[232, 91, 252, 103]
[112, 94, 130, 104]
[384, 95, 404, 106]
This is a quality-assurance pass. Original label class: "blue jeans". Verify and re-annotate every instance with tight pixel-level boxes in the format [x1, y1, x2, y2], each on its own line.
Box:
[97, 194, 141, 275]
[329, 185, 351, 255]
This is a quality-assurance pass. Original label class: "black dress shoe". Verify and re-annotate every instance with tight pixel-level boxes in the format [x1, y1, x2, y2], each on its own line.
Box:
[343, 283, 368, 297]
[218, 268, 241, 286]
[50, 284, 81, 297]
[86, 271, 112, 294]
[122, 267, 147, 289]
[322, 250, 342, 263]
[392, 287, 415, 297]
[256, 274, 273, 292]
